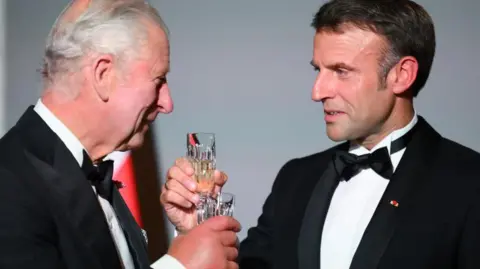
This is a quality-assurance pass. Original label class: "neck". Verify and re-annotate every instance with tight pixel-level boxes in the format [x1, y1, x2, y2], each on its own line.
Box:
[41, 89, 114, 162]
[353, 102, 414, 150]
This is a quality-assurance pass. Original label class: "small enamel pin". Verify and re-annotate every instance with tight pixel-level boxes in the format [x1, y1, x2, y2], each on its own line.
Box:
[390, 200, 399, 207]
[113, 180, 126, 189]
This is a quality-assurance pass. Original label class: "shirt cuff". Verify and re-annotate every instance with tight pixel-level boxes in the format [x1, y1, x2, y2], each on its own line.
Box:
[151, 254, 186, 269]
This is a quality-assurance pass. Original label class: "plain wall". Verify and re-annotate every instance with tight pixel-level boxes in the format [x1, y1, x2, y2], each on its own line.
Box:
[5, 0, 480, 242]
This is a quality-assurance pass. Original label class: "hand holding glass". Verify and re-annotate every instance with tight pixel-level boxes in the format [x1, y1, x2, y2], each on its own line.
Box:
[186, 132, 234, 224]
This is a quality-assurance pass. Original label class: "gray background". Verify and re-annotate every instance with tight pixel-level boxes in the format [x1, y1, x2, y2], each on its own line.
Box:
[3, 0, 480, 242]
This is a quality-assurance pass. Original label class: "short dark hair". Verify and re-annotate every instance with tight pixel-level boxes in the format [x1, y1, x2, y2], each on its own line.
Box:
[311, 0, 436, 97]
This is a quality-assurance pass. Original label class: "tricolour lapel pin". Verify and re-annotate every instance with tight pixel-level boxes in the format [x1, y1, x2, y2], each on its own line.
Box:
[113, 180, 125, 189]
[390, 200, 399, 207]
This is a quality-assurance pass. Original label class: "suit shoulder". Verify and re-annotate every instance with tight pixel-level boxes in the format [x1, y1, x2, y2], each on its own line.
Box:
[0, 127, 39, 192]
[0, 125, 27, 166]
[272, 142, 345, 189]
[439, 137, 480, 162]
[435, 137, 480, 186]
[0, 124, 21, 149]
[0, 132, 51, 219]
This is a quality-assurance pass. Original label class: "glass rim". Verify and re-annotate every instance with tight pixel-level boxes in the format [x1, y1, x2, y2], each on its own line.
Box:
[217, 192, 235, 201]
[186, 132, 215, 136]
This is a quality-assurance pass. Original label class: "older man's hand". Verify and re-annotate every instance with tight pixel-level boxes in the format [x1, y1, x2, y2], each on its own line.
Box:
[160, 157, 228, 232]
[168, 216, 241, 269]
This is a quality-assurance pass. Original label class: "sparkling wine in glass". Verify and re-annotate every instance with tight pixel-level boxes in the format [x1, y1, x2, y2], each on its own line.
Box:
[186, 132, 216, 222]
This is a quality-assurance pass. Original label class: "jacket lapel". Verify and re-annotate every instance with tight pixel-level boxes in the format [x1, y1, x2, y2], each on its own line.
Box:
[298, 143, 348, 269]
[17, 107, 122, 269]
[350, 117, 442, 269]
[112, 188, 151, 268]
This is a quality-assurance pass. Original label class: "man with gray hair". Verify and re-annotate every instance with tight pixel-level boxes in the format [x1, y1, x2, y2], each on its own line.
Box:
[0, 0, 240, 268]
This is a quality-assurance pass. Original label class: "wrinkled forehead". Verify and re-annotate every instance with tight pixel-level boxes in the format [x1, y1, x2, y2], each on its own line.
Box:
[139, 18, 170, 55]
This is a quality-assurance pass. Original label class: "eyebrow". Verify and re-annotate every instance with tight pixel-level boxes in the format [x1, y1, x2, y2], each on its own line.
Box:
[153, 66, 170, 78]
[310, 60, 358, 73]
[327, 62, 356, 71]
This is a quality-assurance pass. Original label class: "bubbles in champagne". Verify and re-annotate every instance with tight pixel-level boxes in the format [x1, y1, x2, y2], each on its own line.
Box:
[191, 159, 215, 193]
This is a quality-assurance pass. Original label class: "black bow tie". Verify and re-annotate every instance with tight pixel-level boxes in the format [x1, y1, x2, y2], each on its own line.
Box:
[333, 124, 416, 181]
[81, 150, 115, 203]
[333, 147, 394, 181]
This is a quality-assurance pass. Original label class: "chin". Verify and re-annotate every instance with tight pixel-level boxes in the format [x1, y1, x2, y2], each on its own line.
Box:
[126, 134, 145, 150]
[326, 128, 348, 142]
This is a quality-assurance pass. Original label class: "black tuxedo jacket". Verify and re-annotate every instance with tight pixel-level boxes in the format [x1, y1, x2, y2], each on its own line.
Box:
[0, 107, 150, 269]
[239, 116, 480, 269]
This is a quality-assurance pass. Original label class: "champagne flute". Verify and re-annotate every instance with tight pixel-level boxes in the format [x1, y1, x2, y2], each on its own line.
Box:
[186, 132, 216, 223]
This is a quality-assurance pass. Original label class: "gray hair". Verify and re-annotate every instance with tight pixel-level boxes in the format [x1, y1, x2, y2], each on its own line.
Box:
[42, 0, 168, 89]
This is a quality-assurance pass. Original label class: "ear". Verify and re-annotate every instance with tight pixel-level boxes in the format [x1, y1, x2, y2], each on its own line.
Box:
[92, 54, 115, 102]
[388, 56, 418, 95]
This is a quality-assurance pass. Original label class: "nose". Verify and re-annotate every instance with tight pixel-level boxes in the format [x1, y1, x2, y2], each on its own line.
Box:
[157, 83, 173, 114]
[311, 71, 336, 102]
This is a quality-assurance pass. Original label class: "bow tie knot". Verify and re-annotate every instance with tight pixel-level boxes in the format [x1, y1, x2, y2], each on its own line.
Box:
[333, 147, 394, 181]
[332, 122, 418, 182]
[81, 150, 115, 203]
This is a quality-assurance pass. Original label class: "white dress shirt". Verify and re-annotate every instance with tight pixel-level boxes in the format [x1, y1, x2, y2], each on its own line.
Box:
[34, 99, 185, 269]
[320, 113, 418, 269]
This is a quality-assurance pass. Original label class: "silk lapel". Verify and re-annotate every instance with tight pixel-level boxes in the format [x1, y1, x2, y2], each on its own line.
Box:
[298, 144, 347, 269]
[350, 117, 442, 269]
[112, 187, 150, 269]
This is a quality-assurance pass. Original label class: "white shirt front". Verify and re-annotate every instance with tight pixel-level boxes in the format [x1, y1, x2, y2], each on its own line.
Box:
[34, 99, 184, 269]
[320, 113, 418, 269]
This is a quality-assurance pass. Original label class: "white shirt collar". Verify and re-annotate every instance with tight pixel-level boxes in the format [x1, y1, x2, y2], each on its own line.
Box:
[33, 99, 85, 166]
[349, 111, 418, 156]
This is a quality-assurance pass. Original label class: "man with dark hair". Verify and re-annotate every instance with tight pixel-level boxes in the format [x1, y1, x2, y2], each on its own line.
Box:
[310, 0, 436, 97]
[160, 0, 480, 268]
[235, 0, 480, 268]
